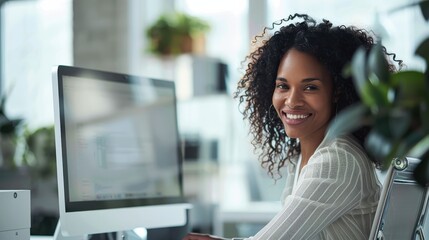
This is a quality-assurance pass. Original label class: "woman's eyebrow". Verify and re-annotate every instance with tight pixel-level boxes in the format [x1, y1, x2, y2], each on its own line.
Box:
[275, 77, 322, 82]
[302, 78, 322, 83]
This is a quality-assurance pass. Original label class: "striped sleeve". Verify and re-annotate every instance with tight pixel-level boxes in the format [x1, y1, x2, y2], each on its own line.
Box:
[249, 142, 365, 240]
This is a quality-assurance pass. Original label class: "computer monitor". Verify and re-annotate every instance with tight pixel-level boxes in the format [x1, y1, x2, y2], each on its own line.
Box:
[52, 65, 190, 239]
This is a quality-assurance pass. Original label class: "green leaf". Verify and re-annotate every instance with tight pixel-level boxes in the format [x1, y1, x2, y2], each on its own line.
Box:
[408, 133, 429, 158]
[350, 46, 392, 111]
[421, 96, 429, 131]
[351, 47, 368, 98]
[388, 1, 429, 21]
[0, 95, 6, 115]
[388, 109, 411, 140]
[373, 113, 393, 139]
[391, 70, 425, 87]
[368, 43, 390, 84]
[0, 119, 22, 135]
[361, 82, 390, 111]
[391, 71, 426, 108]
[364, 128, 394, 163]
[395, 130, 426, 158]
[351, 47, 392, 111]
[325, 104, 369, 142]
[413, 151, 429, 187]
[416, 37, 429, 69]
[419, 0, 429, 21]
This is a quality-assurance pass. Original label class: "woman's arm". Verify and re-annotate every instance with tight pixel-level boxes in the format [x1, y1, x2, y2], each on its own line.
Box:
[250, 145, 364, 240]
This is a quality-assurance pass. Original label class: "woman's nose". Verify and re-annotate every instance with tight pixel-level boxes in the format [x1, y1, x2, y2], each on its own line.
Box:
[284, 89, 303, 109]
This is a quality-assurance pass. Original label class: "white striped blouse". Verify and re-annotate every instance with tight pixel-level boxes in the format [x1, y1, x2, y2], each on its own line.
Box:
[244, 135, 381, 240]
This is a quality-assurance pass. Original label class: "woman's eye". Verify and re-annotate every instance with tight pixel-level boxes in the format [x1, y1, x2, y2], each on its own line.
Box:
[276, 83, 288, 89]
[304, 85, 318, 91]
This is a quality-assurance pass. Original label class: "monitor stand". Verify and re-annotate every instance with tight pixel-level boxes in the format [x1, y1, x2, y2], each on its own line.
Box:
[54, 221, 147, 240]
[53, 221, 88, 240]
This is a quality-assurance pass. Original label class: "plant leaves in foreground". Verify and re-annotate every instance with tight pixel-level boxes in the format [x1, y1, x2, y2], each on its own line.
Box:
[391, 71, 426, 108]
[326, 104, 368, 142]
[414, 150, 429, 187]
[368, 43, 390, 84]
[419, 0, 429, 21]
[351, 47, 368, 98]
[416, 37, 429, 69]
[364, 128, 394, 169]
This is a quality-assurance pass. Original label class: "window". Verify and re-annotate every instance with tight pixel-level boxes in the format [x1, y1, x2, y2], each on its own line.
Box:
[1, 0, 72, 129]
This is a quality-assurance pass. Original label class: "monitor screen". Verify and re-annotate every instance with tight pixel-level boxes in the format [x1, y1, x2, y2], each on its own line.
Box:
[52, 65, 190, 238]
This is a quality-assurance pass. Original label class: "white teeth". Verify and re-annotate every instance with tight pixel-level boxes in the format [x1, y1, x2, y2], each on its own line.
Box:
[286, 114, 309, 119]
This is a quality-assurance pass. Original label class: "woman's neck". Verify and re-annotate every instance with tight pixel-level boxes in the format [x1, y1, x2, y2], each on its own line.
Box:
[299, 134, 325, 170]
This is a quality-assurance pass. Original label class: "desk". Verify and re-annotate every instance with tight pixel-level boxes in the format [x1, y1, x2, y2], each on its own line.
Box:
[31, 228, 184, 240]
[213, 201, 281, 237]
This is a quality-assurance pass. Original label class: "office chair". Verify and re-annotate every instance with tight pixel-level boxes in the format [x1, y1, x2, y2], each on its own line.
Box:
[370, 157, 429, 240]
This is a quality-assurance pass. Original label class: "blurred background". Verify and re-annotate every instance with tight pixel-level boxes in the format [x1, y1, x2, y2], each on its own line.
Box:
[0, 0, 428, 238]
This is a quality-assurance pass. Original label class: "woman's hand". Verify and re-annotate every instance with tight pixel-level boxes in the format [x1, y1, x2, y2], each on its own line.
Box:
[182, 232, 229, 240]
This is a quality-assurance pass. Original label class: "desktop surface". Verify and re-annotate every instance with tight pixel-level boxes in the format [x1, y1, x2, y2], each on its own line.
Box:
[31, 224, 189, 240]
[30, 236, 52, 240]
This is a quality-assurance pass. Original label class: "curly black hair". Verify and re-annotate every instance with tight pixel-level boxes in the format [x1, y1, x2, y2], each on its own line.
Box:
[235, 13, 402, 178]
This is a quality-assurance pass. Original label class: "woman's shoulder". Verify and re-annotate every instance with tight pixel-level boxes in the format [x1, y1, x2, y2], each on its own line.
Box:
[312, 135, 371, 166]
[319, 135, 366, 154]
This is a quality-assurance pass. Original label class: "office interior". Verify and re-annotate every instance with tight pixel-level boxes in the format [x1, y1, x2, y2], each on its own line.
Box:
[0, 0, 428, 239]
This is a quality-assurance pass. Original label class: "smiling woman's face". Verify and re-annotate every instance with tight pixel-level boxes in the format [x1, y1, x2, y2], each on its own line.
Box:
[272, 48, 334, 144]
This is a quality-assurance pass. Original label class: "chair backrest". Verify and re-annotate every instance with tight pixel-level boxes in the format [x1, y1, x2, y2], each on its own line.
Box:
[370, 157, 429, 240]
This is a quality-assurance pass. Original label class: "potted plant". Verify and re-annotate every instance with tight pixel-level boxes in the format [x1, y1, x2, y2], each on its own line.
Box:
[21, 125, 56, 179]
[327, 0, 429, 186]
[145, 12, 210, 56]
[0, 94, 23, 169]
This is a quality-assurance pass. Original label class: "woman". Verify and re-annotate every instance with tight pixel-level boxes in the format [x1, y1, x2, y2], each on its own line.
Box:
[183, 13, 401, 240]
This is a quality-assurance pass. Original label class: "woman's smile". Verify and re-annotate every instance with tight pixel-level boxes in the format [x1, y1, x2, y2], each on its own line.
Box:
[281, 111, 312, 125]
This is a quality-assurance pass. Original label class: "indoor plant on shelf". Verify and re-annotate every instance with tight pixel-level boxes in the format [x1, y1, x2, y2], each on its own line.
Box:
[0, 94, 23, 169]
[145, 12, 210, 56]
[327, 0, 429, 186]
[21, 125, 56, 179]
